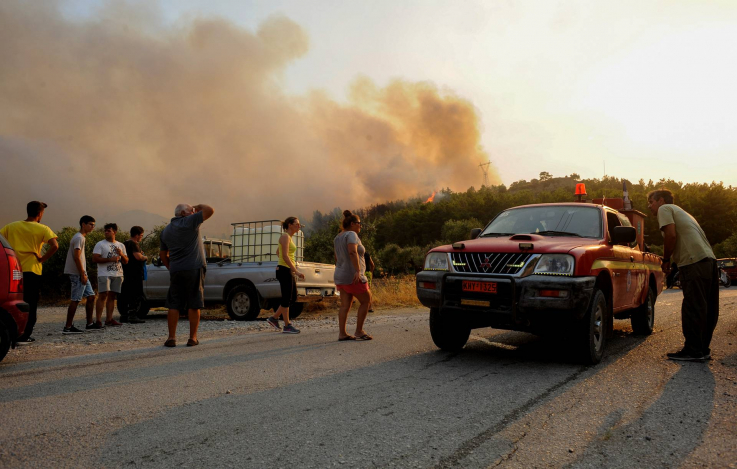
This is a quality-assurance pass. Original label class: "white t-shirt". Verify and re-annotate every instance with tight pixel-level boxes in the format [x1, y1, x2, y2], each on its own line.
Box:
[93, 240, 127, 277]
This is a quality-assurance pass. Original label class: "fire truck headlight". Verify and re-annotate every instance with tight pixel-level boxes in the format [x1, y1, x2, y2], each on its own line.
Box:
[534, 254, 574, 276]
[424, 252, 449, 271]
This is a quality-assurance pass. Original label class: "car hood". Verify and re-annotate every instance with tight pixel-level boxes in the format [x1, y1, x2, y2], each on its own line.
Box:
[430, 234, 599, 254]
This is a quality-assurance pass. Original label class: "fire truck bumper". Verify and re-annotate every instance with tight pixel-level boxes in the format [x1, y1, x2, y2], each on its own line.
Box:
[417, 271, 596, 325]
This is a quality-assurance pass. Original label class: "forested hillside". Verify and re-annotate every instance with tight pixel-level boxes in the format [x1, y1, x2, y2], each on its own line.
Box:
[305, 174, 737, 274]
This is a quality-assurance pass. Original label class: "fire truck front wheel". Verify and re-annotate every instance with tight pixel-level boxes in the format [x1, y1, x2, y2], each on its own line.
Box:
[574, 289, 607, 365]
[429, 307, 471, 352]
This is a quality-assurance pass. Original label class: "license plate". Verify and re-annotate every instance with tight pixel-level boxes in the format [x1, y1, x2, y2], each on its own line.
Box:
[306, 288, 321, 295]
[462, 281, 497, 293]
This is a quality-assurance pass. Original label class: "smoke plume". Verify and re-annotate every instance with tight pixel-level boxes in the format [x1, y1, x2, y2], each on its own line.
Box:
[0, 1, 499, 233]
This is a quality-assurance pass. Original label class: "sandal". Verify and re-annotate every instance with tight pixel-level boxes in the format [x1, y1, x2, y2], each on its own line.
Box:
[339, 335, 356, 341]
[187, 338, 199, 347]
[164, 338, 176, 347]
[356, 334, 373, 341]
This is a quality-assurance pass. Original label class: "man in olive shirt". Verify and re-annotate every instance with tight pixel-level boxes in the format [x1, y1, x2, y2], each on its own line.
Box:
[648, 189, 718, 362]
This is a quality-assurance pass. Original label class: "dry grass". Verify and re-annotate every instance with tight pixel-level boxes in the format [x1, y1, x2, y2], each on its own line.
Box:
[303, 274, 420, 313]
[370, 275, 421, 308]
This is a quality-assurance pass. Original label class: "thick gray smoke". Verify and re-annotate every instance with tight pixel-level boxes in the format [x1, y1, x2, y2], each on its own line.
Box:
[0, 1, 500, 233]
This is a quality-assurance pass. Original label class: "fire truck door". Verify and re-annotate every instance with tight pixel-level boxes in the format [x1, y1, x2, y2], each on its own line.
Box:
[607, 212, 631, 311]
[616, 212, 646, 307]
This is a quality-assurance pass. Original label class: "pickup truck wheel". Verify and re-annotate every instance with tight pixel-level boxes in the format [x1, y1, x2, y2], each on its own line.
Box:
[0, 323, 10, 363]
[226, 285, 260, 321]
[117, 296, 150, 318]
[289, 302, 304, 319]
[575, 289, 607, 365]
[631, 288, 655, 336]
[429, 307, 471, 352]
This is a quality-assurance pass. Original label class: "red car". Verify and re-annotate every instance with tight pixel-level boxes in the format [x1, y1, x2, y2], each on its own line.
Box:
[0, 233, 29, 363]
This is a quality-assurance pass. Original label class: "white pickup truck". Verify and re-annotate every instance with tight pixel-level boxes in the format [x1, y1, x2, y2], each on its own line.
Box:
[128, 220, 338, 320]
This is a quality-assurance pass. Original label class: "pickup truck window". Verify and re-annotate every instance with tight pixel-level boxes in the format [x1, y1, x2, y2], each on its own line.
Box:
[483, 206, 602, 238]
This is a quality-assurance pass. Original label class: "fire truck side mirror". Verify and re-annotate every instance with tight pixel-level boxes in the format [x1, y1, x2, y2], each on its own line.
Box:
[470, 228, 482, 240]
[611, 226, 636, 245]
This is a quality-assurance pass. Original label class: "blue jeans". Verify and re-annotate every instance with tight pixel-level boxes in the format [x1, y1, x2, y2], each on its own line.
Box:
[69, 275, 95, 302]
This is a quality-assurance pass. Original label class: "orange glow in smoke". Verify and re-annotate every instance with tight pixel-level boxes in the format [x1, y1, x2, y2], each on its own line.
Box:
[425, 191, 437, 203]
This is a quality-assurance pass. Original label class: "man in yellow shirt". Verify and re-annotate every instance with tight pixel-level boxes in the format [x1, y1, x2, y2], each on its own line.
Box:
[0, 201, 59, 343]
[647, 189, 717, 362]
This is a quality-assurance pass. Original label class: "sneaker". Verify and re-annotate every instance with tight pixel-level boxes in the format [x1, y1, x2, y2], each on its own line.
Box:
[15, 337, 36, 345]
[667, 349, 706, 362]
[86, 322, 104, 332]
[63, 325, 84, 334]
[266, 316, 281, 331]
[282, 324, 300, 334]
[129, 317, 146, 324]
[105, 319, 123, 327]
[368, 308, 374, 313]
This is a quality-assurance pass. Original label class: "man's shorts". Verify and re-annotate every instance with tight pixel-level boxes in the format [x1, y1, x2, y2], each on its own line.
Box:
[98, 276, 123, 293]
[165, 267, 205, 311]
[69, 274, 95, 302]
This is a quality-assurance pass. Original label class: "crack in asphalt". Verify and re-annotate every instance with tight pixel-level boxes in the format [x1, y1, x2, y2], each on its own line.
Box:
[432, 365, 588, 468]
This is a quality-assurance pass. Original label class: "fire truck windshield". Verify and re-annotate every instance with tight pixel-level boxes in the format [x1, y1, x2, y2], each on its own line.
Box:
[481, 205, 603, 239]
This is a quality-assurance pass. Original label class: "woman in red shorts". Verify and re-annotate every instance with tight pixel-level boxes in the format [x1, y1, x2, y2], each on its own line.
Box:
[333, 210, 372, 341]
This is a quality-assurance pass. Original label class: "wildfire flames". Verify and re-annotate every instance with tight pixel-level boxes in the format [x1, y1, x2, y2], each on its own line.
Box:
[425, 191, 437, 203]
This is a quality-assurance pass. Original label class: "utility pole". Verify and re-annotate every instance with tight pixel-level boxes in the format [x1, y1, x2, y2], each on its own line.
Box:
[479, 162, 490, 187]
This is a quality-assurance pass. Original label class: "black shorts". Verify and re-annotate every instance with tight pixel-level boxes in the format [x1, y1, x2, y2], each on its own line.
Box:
[276, 266, 297, 308]
[166, 267, 205, 311]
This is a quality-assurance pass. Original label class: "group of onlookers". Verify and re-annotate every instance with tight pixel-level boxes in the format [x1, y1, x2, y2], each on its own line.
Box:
[0, 200, 214, 347]
[61, 217, 150, 335]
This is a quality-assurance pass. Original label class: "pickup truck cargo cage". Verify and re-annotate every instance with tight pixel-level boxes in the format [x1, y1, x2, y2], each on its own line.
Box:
[230, 220, 304, 263]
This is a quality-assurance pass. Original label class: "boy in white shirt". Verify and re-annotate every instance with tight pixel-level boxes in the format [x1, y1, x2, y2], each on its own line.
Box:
[92, 223, 128, 326]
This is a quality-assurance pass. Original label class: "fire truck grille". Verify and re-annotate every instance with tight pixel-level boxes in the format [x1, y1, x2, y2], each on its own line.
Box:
[450, 252, 532, 275]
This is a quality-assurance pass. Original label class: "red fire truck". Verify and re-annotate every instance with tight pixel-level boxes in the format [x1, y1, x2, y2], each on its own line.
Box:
[416, 184, 664, 364]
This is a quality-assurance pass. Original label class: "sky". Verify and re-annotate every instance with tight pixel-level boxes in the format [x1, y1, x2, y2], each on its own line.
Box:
[2, 0, 736, 233]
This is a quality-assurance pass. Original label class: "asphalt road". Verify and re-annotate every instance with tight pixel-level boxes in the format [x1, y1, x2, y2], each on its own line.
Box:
[1, 289, 736, 468]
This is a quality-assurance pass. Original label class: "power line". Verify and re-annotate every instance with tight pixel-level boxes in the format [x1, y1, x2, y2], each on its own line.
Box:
[479, 162, 490, 187]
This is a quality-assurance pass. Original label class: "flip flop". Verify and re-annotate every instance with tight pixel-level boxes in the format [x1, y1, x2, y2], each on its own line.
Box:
[356, 334, 373, 341]
[164, 338, 176, 347]
[187, 338, 199, 347]
[339, 335, 356, 341]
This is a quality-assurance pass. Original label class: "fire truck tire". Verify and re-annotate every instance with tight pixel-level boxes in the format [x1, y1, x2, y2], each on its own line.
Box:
[289, 302, 304, 319]
[0, 323, 9, 363]
[226, 284, 261, 321]
[631, 288, 655, 336]
[575, 289, 607, 365]
[429, 307, 471, 352]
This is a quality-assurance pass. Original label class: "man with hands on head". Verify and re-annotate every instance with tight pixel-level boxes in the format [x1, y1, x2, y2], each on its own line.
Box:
[647, 189, 718, 363]
[159, 203, 214, 347]
[92, 223, 128, 327]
